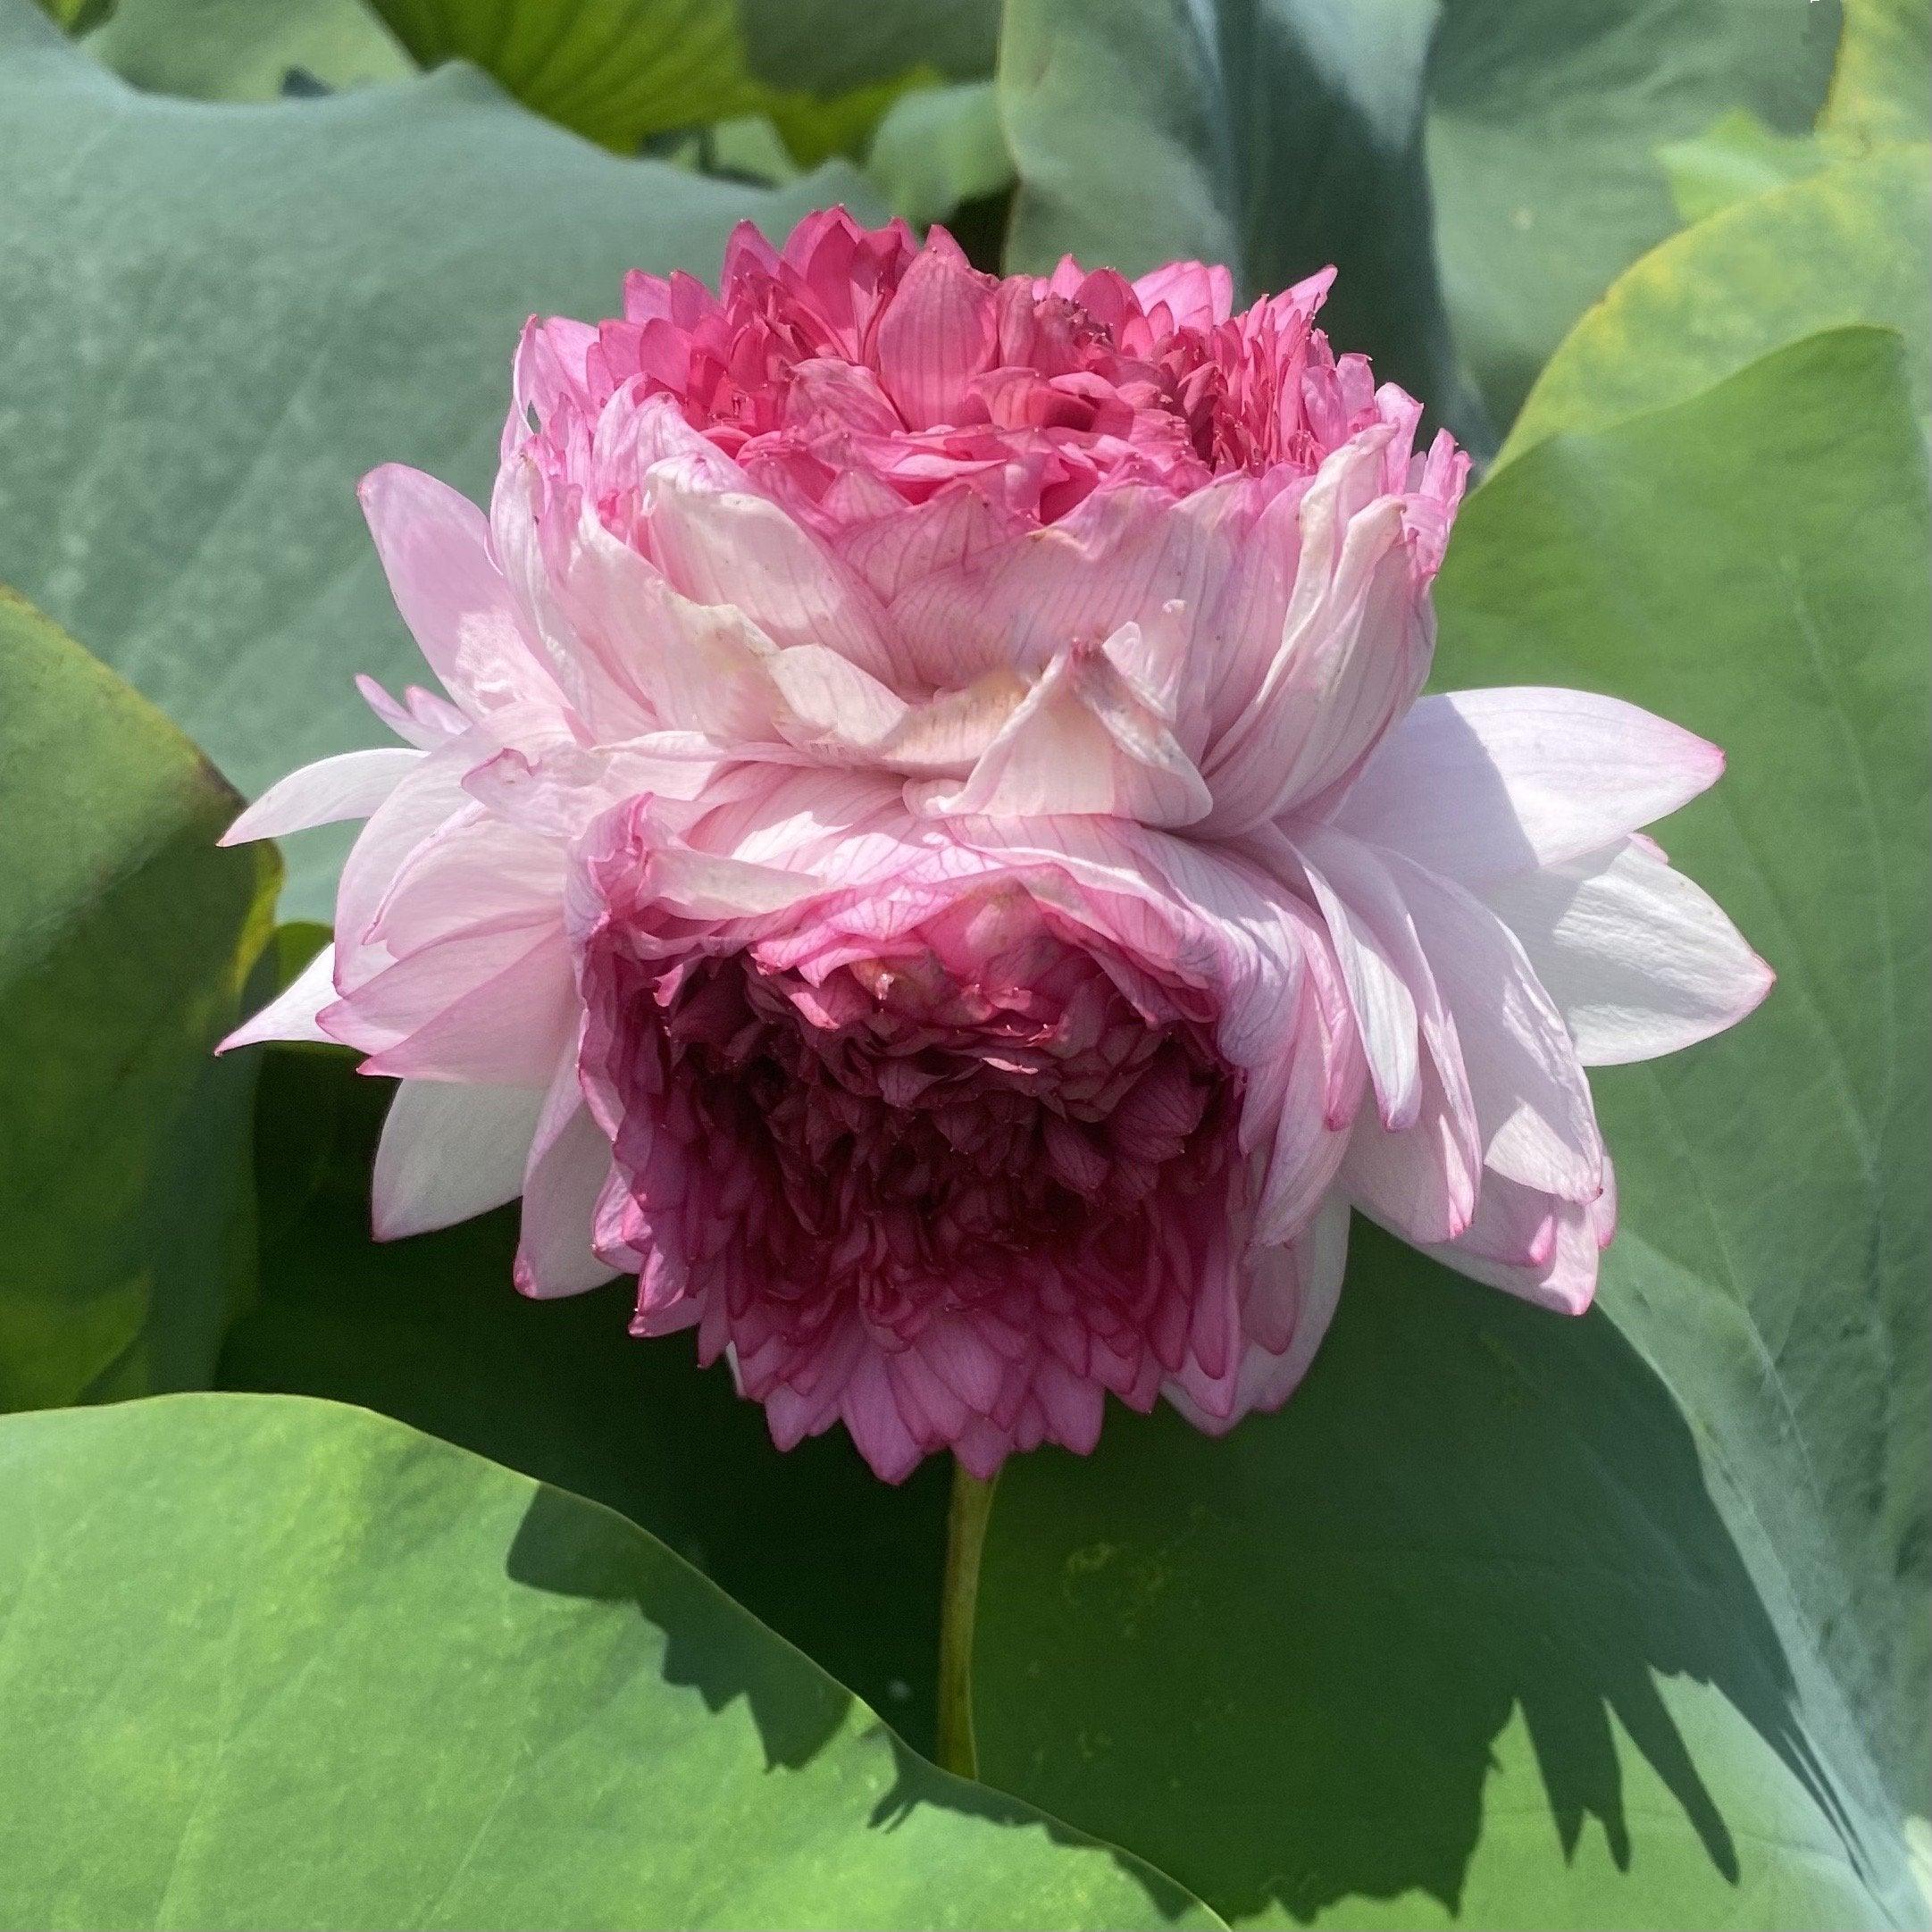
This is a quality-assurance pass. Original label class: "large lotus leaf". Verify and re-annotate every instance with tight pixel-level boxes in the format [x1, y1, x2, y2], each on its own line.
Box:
[1655, 107, 1836, 224]
[1425, 0, 1839, 431]
[867, 79, 1014, 230]
[364, 0, 998, 156]
[997, 0, 1491, 449]
[0, 0, 877, 921]
[1654, 8, 1928, 244]
[85, 0, 413, 98]
[0, 588, 277, 1412]
[0, 1393, 1216, 1930]
[218, 1042, 954, 1753]
[1500, 145, 1931, 462]
[969, 329, 1930, 1928]
[1822, 0, 1930, 146]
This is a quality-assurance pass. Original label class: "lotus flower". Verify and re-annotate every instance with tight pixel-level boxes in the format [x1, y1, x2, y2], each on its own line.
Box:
[222, 210, 1771, 1481]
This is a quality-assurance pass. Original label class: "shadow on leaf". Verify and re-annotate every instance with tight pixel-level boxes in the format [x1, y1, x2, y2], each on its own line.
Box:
[975, 1223, 1880, 1923]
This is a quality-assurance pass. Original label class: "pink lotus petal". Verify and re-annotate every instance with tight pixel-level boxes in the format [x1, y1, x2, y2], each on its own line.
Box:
[221, 748, 422, 846]
[219, 942, 339, 1054]
[359, 464, 566, 723]
[1334, 688, 1726, 883]
[241, 209, 1767, 1478]
[1372, 846, 1603, 1203]
[372, 1077, 548, 1240]
[1481, 836, 1774, 1065]
[515, 1050, 621, 1300]
[908, 629, 1212, 827]
[1426, 1161, 1615, 1315]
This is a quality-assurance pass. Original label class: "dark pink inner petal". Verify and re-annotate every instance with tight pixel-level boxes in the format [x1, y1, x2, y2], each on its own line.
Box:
[577, 885, 1252, 1478]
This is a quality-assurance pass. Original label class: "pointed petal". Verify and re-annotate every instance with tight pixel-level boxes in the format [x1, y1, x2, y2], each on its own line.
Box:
[872, 245, 999, 430]
[1376, 847, 1603, 1200]
[1290, 827, 1481, 1241]
[1166, 1195, 1351, 1433]
[1132, 259, 1234, 330]
[1426, 1164, 1612, 1315]
[218, 943, 339, 1053]
[372, 1078, 548, 1239]
[1482, 837, 1774, 1065]
[1334, 688, 1725, 883]
[1297, 843, 1421, 1129]
[221, 749, 422, 846]
[1341, 1046, 1482, 1244]
[515, 1055, 621, 1299]
[355, 924, 575, 1083]
[358, 464, 563, 719]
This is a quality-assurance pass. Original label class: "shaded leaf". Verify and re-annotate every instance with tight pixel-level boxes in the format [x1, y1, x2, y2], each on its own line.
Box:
[86, 0, 412, 99]
[0, 587, 276, 1410]
[1425, 0, 1840, 430]
[998, 0, 1491, 448]
[222, 1043, 955, 1757]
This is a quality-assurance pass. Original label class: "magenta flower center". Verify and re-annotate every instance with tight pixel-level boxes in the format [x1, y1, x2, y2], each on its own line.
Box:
[601, 919, 1241, 1345]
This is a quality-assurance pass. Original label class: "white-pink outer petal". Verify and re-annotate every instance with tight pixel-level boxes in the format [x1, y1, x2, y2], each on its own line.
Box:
[372, 1078, 548, 1240]
[1481, 837, 1774, 1065]
[218, 942, 340, 1052]
[221, 749, 422, 846]
[1331, 687, 1725, 883]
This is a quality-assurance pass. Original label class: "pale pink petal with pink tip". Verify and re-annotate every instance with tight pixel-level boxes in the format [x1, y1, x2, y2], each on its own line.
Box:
[1333, 688, 1726, 883]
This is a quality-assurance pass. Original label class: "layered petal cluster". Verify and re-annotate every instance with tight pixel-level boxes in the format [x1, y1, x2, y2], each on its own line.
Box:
[225, 209, 1771, 1480]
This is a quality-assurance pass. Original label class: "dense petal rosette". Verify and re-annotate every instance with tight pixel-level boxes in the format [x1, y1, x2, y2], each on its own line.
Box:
[224, 210, 1771, 1479]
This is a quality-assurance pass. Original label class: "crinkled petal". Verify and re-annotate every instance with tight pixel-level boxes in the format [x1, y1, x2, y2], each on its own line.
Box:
[640, 458, 903, 688]
[887, 481, 1252, 696]
[908, 629, 1212, 827]
[1200, 436, 1425, 831]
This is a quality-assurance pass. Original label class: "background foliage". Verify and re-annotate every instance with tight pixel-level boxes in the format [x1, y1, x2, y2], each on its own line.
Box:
[1, 0, 1926, 1925]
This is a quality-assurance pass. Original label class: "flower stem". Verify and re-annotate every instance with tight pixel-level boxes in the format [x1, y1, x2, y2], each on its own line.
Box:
[935, 1461, 999, 1780]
